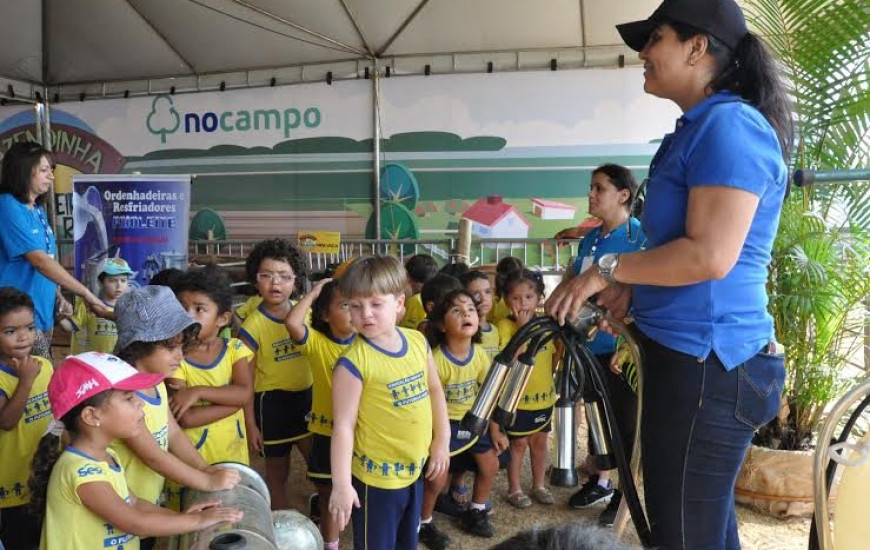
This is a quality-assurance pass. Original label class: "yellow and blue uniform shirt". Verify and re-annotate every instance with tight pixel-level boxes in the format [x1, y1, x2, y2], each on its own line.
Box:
[400, 293, 426, 330]
[336, 328, 433, 489]
[109, 382, 170, 505]
[68, 297, 117, 354]
[174, 338, 253, 465]
[234, 295, 263, 322]
[497, 318, 556, 410]
[239, 304, 313, 392]
[293, 325, 355, 437]
[433, 344, 489, 422]
[479, 323, 500, 360]
[40, 447, 136, 550]
[0, 357, 53, 508]
[489, 297, 511, 325]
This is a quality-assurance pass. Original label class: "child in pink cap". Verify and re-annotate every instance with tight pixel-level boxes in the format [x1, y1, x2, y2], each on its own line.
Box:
[31, 351, 243, 550]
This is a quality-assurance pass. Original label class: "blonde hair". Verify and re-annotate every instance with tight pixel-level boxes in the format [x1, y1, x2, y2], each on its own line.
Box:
[338, 256, 406, 299]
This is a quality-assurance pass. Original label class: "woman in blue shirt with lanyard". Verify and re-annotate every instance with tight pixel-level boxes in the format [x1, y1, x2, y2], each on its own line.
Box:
[0, 141, 108, 358]
[562, 164, 645, 526]
[546, 0, 792, 548]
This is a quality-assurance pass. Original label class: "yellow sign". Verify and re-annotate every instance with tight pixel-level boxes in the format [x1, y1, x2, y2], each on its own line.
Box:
[297, 231, 341, 254]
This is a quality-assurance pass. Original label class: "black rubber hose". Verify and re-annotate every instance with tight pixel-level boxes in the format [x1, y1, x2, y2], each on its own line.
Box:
[575, 338, 653, 548]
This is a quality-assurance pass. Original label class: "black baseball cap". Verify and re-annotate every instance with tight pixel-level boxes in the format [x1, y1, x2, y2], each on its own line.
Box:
[616, 0, 748, 52]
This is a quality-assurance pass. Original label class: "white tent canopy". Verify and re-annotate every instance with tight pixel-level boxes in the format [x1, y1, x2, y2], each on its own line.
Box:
[1, 0, 659, 100]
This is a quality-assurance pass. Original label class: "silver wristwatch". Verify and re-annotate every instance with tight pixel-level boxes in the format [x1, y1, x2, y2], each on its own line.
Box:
[596, 253, 619, 283]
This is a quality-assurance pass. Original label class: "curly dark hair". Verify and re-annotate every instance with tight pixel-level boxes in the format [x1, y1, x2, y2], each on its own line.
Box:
[310, 280, 340, 338]
[172, 264, 233, 315]
[245, 238, 307, 298]
[149, 268, 185, 287]
[0, 286, 35, 319]
[503, 268, 545, 299]
[494, 257, 524, 298]
[28, 390, 113, 518]
[425, 289, 483, 349]
[115, 325, 199, 365]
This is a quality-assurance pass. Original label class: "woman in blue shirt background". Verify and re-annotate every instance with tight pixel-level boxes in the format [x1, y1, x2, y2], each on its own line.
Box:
[547, 0, 792, 548]
[562, 164, 645, 526]
[0, 141, 108, 358]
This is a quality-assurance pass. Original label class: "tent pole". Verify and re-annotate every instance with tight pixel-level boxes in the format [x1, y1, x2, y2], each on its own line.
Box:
[373, 59, 382, 238]
[41, 86, 57, 231]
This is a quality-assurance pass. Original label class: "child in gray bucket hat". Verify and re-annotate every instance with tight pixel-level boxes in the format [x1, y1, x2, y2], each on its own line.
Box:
[110, 285, 241, 524]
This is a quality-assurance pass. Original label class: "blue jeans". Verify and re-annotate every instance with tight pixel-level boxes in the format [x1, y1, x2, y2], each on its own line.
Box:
[637, 329, 784, 550]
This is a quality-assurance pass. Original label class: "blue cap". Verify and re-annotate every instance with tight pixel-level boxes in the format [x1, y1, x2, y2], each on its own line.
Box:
[100, 257, 136, 277]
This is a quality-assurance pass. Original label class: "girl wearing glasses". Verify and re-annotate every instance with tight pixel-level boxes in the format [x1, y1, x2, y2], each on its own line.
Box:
[239, 238, 312, 510]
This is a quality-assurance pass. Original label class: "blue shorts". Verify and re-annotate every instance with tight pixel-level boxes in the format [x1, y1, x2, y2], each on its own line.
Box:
[351, 476, 423, 550]
[307, 433, 331, 485]
[506, 407, 553, 438]
[448, 419, 493, 456]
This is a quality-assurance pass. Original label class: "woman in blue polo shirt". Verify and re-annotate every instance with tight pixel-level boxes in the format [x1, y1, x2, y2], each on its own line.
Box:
[562, 164, 645, 523]
[0, 141, 108, 358]
[546, 0, 792, 548]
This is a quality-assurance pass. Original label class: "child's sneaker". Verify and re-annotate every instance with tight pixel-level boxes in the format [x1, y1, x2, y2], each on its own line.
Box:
[568, 477, 614, 509]
[460, 508, 495, 538]
[418, 521, 451, 550]
[434, 490, 466, 518]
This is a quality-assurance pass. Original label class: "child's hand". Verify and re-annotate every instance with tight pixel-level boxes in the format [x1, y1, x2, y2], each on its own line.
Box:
[56, 296, 74, 319]
[185, 499, 244, 529]
[328, 483, 360, 531]
[490, 424, 509, 455]
[246, 421, 264, 455]
[12, 356, 41, 384]
[513, 307, 534, 328]
[425, 439, 450, 481]
[168, 387, 200, 418]
[203, 466, 241, 491]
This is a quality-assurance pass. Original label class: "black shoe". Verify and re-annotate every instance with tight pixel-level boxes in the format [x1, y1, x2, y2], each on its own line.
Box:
[419, 521, 451, 550]
[460, 507, 495, 538]
[434, 492, 466, 518]
[568, 478, 614, 509]
[598, 490, 622, 527]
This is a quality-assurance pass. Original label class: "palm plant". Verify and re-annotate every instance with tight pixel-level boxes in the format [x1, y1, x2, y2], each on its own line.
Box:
[742, 0, 870, 450]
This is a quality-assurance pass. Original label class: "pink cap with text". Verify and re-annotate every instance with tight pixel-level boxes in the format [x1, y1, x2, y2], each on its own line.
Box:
[48, 352, 164, 420]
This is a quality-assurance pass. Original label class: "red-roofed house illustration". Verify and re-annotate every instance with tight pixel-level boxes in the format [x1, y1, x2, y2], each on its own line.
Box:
[532, 198, 577, 220]
[462, 195, 530, 239]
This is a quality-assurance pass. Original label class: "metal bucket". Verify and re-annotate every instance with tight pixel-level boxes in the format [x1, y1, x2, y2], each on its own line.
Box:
[272, 510, 324, 550]
[212, 462, 271, 507]
[177, 463, 275, 550]
[179, 484, 277, 550]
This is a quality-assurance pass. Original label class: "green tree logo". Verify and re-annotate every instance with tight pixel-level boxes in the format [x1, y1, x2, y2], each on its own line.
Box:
[146, 95, 180, 143]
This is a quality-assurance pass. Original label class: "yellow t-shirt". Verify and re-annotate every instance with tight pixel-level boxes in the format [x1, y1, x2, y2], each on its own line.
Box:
[234, 295, 263, 321]
[400, 293, 426, 330]
[337, 328, 432, 489]
[239, 304, 313, 392]
[433, 344, 489, 422]
[174, 338, 253, 465]
[489, 297, 511, 325]
[40, 447, 137, 550]
[496, 318, 556, 411]
[294, 326, 355, 437]
[479, 323, 500, 359]
[109, 382, 170, 505]
[68, 297, 117, 354]
[0, 357, 53, 508]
